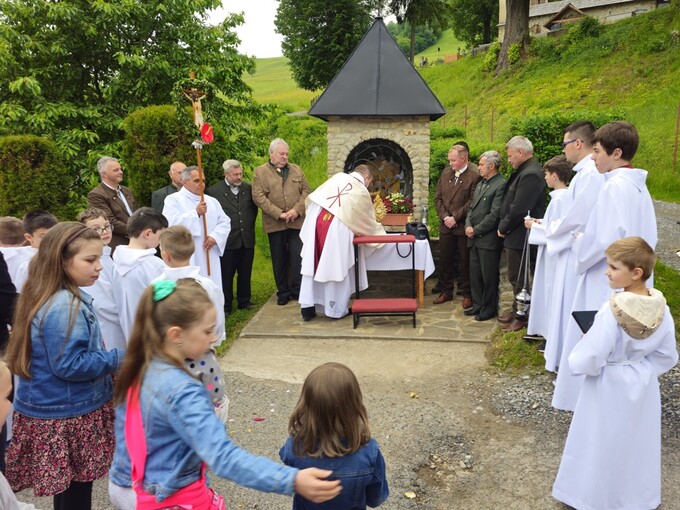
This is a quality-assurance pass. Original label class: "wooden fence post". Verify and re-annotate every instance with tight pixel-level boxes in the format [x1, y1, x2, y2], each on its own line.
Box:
[490, 105, 494, 142]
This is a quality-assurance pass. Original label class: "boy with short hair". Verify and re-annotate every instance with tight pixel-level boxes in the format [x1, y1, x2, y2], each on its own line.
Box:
[13, 210, 58, 291]
[552, 121, 658, 411]
[112, 207, 167, 343]
[78, 207, 126, 351]
[155, 225, 226, 345]
[523, 155, 573, 353]
[552, 236, 677, 510]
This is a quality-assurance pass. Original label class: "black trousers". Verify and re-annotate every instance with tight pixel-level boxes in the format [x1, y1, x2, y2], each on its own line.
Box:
[267, 229, 302, 300]
[437, 229, 471, 297]
[468, 245, 502, 318]
[53, 480, 93, 510]
[220, 246, 255, 311]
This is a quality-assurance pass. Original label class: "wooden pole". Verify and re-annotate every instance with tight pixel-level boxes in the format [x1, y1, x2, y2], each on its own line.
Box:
[184, 72, 211, 275]
[673, 100, 680, 172]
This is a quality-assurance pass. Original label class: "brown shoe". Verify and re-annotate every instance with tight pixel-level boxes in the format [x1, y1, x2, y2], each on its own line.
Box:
[433, 293, 453, 305]
[500, 318, 528, 333]
[497, 312, 514, 324]
[462, 297, 473, 310]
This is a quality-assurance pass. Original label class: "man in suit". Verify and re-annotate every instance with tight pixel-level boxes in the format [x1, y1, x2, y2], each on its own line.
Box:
[206, 159, 258, 313]
[87, 156, 139, 251]
[151, 161, 186, 213]
[433, 143, 481, 309]
[252, 138, 310, 306]
[497, 136, 546, 332]
[464, 151, 506, 321]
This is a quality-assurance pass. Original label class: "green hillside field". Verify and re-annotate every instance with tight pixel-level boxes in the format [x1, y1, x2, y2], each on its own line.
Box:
[245, 8, 680, 202]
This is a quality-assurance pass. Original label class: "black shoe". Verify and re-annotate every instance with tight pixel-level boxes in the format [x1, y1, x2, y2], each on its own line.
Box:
[238, 303, 254, 310]
[475, 314, 494, 321]
[463, 308, 479, 316]
[522, 334, 544, 342]
[277, 296, 290, 305]
[301, 306, 316, 321]
[537, 341, 546, 353]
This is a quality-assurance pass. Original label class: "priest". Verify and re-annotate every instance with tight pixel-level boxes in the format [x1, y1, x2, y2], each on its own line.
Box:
[299, 165, 386, 321]
[162, 166, 231, 291]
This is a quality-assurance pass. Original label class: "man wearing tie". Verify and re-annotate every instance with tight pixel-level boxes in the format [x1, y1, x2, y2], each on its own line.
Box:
[433, 144, 481, 309]
[206, 160, 258, 313]
[87, 156, 139, 251]
[464, 151, 506, 321]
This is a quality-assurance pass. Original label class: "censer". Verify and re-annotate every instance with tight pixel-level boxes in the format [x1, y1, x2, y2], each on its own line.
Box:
[514, 213, 532, 318]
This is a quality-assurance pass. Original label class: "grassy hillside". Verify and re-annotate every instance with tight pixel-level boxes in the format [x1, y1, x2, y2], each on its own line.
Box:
[245, 7, 680, 201]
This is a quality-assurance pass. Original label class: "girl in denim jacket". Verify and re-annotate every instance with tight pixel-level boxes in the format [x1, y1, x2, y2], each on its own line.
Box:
[4, 222, 124, 509]
[280, 362, 389, 510]
[112, 279, 342, 509]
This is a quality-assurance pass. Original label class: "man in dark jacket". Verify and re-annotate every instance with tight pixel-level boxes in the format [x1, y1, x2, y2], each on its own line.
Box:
[497, 136, 546, 332]
[465, 151, 506, 321]
[206, 160, 258, 313]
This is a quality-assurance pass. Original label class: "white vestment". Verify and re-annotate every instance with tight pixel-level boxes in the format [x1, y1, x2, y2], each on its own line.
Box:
[552, 300, 677, 510]
[152, 265, 226, 346]
[526, 188, 571, 339]
[299, 172, 385, 318]
[80, 246, 126, 351]
[552, 167, 657, 410]
[543, 156, 604, 372]
[163, 187, 231, 291]
[112, 246, 166, 343]
[3, 246, 37, 293]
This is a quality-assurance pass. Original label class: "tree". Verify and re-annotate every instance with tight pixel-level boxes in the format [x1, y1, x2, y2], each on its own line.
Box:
[276, 0, 374, 91]
[496, 0, 530, 73]
[388, 0, 452, 63]
[450, 0, 499, 48]
[386, 21, 440, 55]
[0, 0, 259, 182]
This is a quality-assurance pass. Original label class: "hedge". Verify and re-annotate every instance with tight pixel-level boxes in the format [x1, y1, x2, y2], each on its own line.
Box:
[0, 135, 81, 219]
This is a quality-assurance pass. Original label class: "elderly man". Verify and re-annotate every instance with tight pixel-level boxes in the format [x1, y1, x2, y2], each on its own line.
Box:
[252, 138, 310, 306]
[87, 156, 139, 250]
[298, 165, 386, 321]
[162, 165, 231, 291]
[433, 143, 481, 310]
[151, 161, 186, 213]
[464, 151, 506, 321]
[206, 160, 258, 313]
[497, 136, 546, 332]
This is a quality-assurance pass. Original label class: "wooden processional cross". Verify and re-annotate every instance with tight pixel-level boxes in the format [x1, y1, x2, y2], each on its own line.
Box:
[182, 73, 211, 275]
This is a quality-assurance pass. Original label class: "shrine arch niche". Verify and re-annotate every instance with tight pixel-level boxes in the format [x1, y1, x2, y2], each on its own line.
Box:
[343, 138, 413, 199]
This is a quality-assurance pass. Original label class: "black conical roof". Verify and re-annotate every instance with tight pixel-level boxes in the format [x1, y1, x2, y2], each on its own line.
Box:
[308, 18, 445, 121]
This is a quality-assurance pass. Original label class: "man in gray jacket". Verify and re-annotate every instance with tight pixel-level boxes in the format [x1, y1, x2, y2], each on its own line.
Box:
[464, 151, 506, 321]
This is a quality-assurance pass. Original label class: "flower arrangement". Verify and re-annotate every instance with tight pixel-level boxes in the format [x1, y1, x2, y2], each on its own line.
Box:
[383, 192, 413, 214]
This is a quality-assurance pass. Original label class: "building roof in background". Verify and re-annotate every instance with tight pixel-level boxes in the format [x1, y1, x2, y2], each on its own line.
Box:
[531, 0, 640, 17]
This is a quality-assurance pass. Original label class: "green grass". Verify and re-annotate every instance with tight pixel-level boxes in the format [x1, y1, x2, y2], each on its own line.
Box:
[244, 57, 317, 113]
[415, 29, 465, 60]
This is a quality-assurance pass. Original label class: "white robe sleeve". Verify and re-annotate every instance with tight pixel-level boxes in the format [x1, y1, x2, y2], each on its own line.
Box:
[568, 304, 617, 377]
[207, 203, 231, 257]
[163, 194, 202, 232]
[646, 308, 679, 377]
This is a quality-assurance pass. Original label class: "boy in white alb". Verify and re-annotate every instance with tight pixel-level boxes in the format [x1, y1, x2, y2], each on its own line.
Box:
[112, 207, 167, 343]
[0, 217, 32, 287]
[523, 156, 573, 351]
[552, 121, 657, 411]
[553, 237, 677, 510]
[78, 208, 126, 351]
[11, 210, 58, 292]
[542, 121, 605, 372]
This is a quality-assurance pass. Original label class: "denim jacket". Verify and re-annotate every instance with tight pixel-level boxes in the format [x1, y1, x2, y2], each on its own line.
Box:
[280, 437, 389, 510]
[14, 289, 123, 419]
[110, 358, 298, 503]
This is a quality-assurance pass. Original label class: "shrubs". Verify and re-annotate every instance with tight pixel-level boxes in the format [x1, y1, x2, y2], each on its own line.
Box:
[482, 40, 501, 72]
[0, 135, 81, 219]
[509, 110, 622, 165]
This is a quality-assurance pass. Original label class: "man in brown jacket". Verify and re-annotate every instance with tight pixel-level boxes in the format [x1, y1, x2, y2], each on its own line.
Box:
[87, 156, 139, 251]
[433, 143, 481, 309]
[252, 138, 311, 305]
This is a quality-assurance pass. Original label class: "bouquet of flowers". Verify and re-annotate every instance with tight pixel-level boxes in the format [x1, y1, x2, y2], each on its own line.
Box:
[383, 192, 413, 214]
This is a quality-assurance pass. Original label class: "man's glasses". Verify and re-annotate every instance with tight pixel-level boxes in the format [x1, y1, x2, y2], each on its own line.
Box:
[560, 139, 578, 148]
[91, 224, 113, 234]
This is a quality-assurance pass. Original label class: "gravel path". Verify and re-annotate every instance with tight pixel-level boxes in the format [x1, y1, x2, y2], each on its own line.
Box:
[654, 200, 680, 272]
